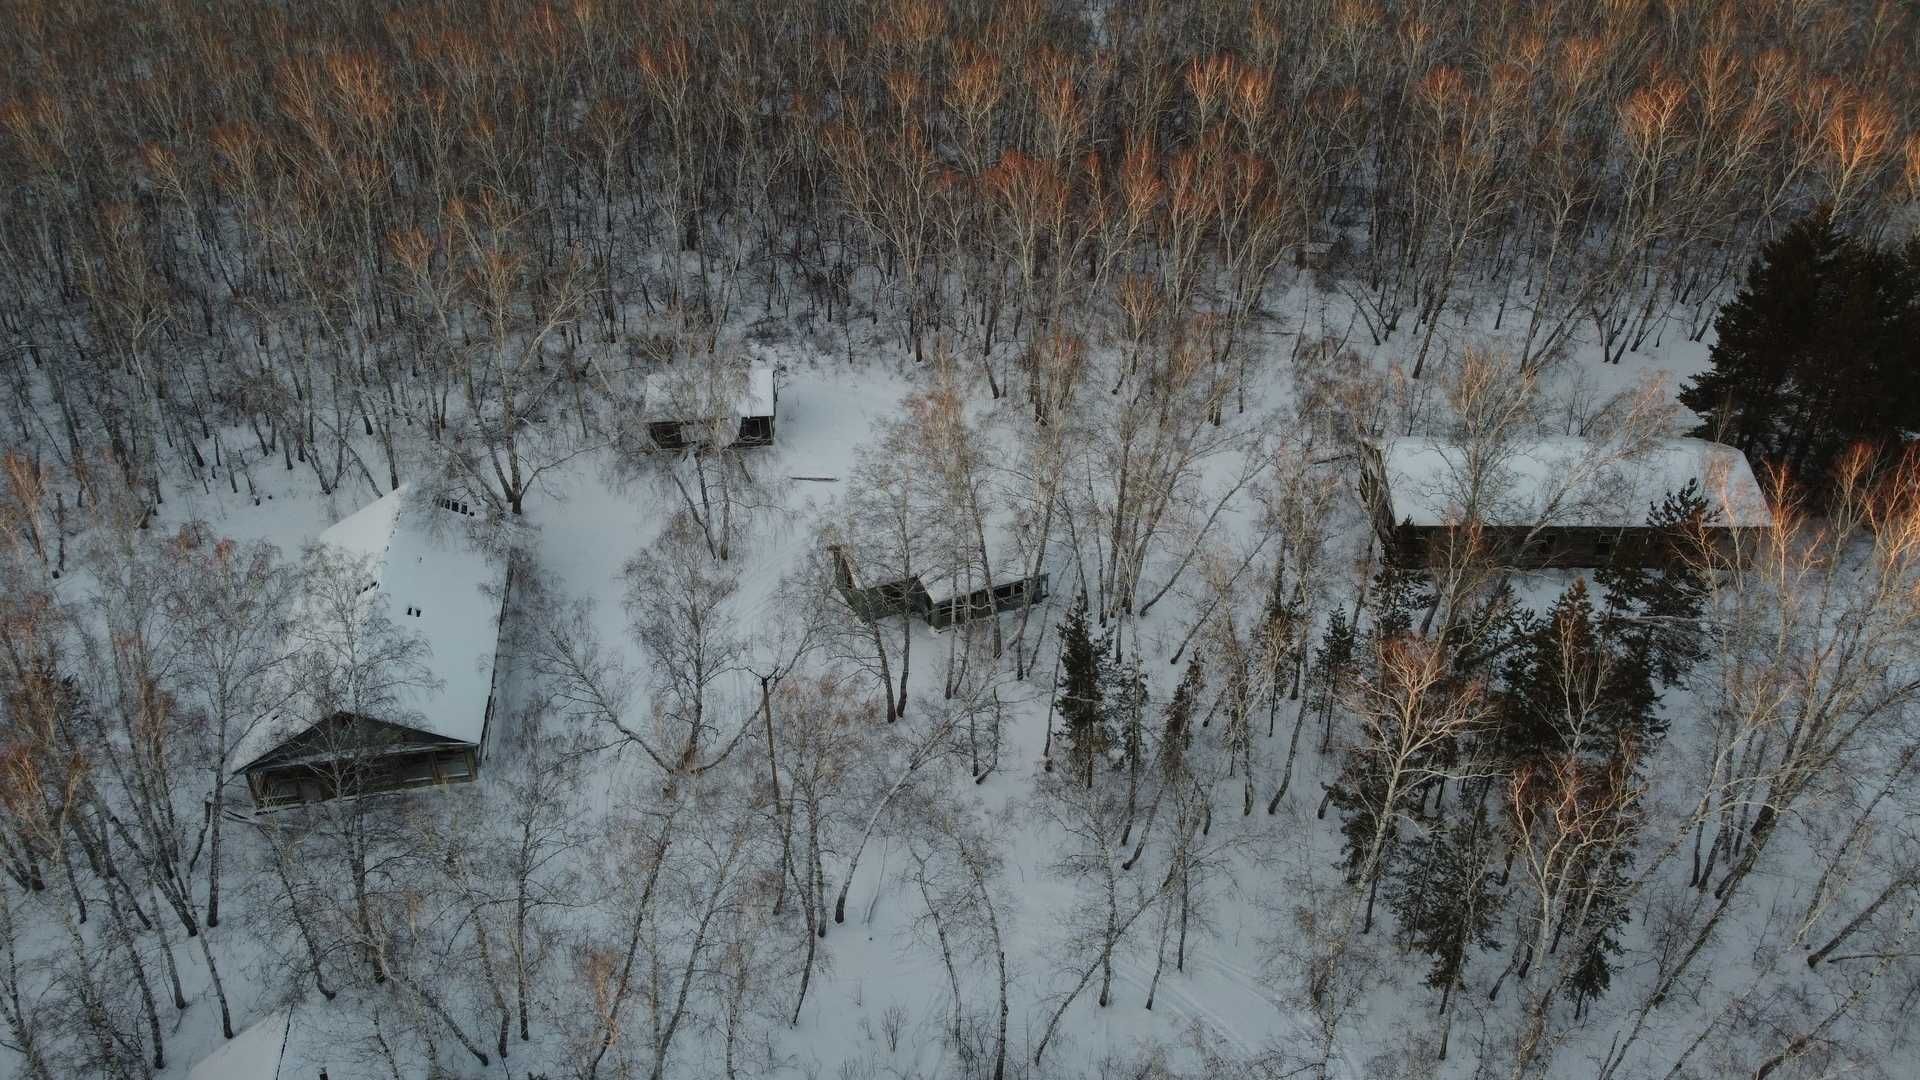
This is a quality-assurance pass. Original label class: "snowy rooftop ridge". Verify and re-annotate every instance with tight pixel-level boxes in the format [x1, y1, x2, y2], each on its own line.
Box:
[188, 1009, 290, 1080]
[1379, 435, 1774, 530]
[231, 485, 509, 772]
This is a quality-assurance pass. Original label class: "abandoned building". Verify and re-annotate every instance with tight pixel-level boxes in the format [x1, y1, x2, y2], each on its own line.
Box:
[233, 486, 512, 809]
[829, 545, 1048, 630]
[1296, 228, 1338, 270]
[642, 365, 778, 450]
[1361, 436, 1773, 569]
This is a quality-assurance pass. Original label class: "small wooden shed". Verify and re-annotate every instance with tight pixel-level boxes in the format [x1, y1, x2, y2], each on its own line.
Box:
[644, 365, 778, 450]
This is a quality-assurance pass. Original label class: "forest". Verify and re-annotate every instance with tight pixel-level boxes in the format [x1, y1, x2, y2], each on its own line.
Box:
[1, 0, 1918, 1077]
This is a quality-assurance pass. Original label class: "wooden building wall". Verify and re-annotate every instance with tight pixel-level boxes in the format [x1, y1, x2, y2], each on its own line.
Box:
[1385, 523, 1652, 569]
[1379, 519, 1765, 570]
[1359, 445, 1762, 569]
[247, 743, 478, 808]
[827, 546, 1047, 629]
[647, 414, 775, 451]
[925, 574, 1050, 629]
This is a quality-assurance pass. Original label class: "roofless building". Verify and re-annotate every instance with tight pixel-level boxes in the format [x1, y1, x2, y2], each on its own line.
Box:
[828, 545, 1048, 630]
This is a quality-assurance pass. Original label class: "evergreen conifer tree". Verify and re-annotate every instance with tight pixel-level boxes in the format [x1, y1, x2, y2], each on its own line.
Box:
[1326, 754, 1390, 884]
[1368, 561, 1433, 641]
[1257, 561, 1306, 725]
[1105, 647, 1149, 823]
[1055, 594, 1108, 787]
[1566, 846, 1632, 1016]
[1447, 580, 1526, 679]
[1498, 580, 1663, 765]
[1160, 653, 1202, 785]
[1308, 610, 1357, 753]
[1594, 481, 1712, 687]
[1101, 647, 1147, 752]
[1386, 807, 1505, 1054]
[1680, 211, 1920, 483]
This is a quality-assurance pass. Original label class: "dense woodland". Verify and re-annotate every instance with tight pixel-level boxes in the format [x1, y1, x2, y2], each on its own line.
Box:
[1, 0, 1916, 506]
[2, 0, 1919, 1078]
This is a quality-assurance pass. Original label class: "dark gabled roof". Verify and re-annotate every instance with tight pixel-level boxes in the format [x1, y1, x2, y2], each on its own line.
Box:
[238, 711, 475, 774]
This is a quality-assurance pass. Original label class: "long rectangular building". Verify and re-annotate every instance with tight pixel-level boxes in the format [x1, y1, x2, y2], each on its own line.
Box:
[1360, 436, 1773, 568]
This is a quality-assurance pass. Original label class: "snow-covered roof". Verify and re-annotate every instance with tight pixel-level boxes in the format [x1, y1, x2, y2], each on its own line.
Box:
[190, 1005, 349, 1080]
[233, 485, 508, 771]
[915, 501, 1048, 603]
[641, 364, 776, 422]
[1378, 436, 1773, 529]
[189, 1010, 290, 1080]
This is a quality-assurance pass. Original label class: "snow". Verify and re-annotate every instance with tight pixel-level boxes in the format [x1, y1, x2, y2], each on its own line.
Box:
[640, 362, 777, 421]
[230, 484, 509, 771]
[186, 1010, 287, 1080]
[918, 505, 1048, 604]
[9, 282, 1899, 1080]
[743, 364, 777, 417]
[1380, 435, 1773, 529]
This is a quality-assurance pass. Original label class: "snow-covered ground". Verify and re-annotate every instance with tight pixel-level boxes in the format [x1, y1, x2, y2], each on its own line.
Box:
[7, 280, 1906, 1080]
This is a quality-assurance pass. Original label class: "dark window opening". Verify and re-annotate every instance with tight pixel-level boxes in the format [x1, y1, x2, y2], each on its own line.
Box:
[1533, 533, 1557, 560]
[264, 776, 303, 806]
[737, 415, 774, 446]
[649, 421, 688, 450]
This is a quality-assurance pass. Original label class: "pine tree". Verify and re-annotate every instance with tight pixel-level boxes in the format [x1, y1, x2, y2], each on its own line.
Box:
[1680, 211, 1920, 484]
[1055, 594, 1108, 787]
[1566, 844, 1632, 1017]
[1160, 653, 1201, 787]
[1100, 646, 1147, 754]
[1266, 583, 1319, 811]
[1257, 561, 1305, 727]
[1368, 561, 1433, 641]
[1386, 807, 1505, 1053]
[1307, 610, 1357, 754]
[1121, 652, 1203, 866]
[1104, 648, 1148, 826]
[1550, 751, 1641, 1019]
[1498, 580, 1663, 765]
[1326, 753, 1390, 885]
[1594, 481, 1712, 687]
[1447, 580, 1526, 679]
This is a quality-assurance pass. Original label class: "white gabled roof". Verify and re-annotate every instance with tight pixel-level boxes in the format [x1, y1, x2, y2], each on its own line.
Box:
[233, 485, 508, 771]
[641, 364, 776, 422]
[1379, 436, 1773, 530]
[189, 1010, 290, 1080]
[191, 1005, 348, 1080]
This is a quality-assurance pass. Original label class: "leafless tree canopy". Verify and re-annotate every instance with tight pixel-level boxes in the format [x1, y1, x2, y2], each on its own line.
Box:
[1, 2, 1918, 1079]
